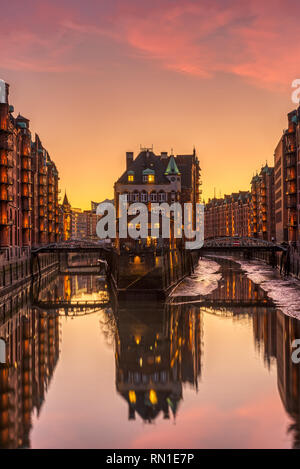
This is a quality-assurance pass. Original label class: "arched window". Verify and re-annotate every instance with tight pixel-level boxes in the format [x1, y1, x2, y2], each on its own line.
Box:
[141, 192, 147, 202]
[158, 192, 166, 202]
[150, 192, 157, 202]
[127, 171, 135, 182]
[133, 191, 139, 202]
[142, 168, 155, 183]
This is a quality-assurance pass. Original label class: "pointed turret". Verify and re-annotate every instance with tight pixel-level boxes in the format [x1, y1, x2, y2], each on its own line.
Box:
[63, 191, 70, 207]
[164, 156, 181, 176]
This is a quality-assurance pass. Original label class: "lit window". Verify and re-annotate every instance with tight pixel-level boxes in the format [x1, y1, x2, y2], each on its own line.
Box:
[128, 174, 134, 182]
[148, 174, 155, 183]
[149, 389, 158, 405]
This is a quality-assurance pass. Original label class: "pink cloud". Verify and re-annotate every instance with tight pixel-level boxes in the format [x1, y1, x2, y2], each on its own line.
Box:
[0, 0, 299, 89]
[105, 0, 300, 88]
[129, 392, 290, 449]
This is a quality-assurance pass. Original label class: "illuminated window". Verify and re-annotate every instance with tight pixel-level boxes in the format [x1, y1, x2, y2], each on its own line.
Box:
[143, 169, 155, 183]
[149, 389, 158, 405]
[129, 390, 136, 404]
[128, 174, 134, 182]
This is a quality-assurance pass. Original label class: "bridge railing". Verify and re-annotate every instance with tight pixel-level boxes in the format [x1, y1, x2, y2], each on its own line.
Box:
[203, 236, 283, 249]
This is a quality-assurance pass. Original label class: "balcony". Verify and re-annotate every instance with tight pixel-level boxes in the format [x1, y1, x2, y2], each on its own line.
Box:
[286, 154, 296, 168]
[0, 156, 14, 168]
[0, 124, 12, 135]
[0, 191, 13, 202]
[287, 194, 297, 209]
[21, 175, 32, 185]
[21, 187, 32, 198]
[0, 176, 13, 185]
[39, 176, 46, 186]
[23, 199, 32, 211]
[21, 161, 32, 172]
[0, 216, 13, 226]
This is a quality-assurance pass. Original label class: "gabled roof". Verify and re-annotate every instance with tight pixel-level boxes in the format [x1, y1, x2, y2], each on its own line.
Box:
[116, 150, 196, 187]
[261, 163, 273, 175]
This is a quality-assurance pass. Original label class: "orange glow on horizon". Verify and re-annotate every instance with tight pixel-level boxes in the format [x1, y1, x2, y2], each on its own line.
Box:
[0, 1, 299, 209]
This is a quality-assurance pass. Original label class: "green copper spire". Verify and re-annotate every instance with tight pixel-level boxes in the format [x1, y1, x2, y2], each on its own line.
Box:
[164, 156, 180, 175]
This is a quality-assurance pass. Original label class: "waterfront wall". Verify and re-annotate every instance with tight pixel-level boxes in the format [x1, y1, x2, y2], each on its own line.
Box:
[108, 248, 198, 298]
[252, 248, 300, 280]
[0, 252, 59, 296]
[207, 248, 300, 281]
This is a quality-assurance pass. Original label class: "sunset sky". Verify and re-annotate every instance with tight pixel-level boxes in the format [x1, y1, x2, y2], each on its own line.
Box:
[1, 0, 300, 209]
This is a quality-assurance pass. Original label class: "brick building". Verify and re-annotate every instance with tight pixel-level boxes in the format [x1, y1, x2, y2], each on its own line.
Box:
[205, 164, 275, 242]
[274, 108, 300, 247]
[250, 164, 275, 241]
[0, 81, 60, 260]
[205, 192, 251, 239]
[114, 148, 202, 249]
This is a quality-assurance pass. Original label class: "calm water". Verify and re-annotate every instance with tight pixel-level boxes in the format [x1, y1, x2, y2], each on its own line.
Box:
[1, 258, 300, 449]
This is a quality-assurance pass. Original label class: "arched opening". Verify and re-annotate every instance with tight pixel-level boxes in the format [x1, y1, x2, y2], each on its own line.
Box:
[150, 192, 157, 202]
[158, 191, 166, 202]
[132, 191, 139, 202]
[141, 191, 147, 203]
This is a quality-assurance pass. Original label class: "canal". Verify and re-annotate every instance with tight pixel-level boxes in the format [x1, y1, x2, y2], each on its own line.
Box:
[1, 257, 300, 449]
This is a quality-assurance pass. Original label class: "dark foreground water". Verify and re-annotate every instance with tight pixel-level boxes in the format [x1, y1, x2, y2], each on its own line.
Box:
[1, 257, 300, 449]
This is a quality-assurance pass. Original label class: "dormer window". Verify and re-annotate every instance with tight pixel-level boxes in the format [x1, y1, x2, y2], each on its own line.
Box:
[143, 168, 155, 183]
[127, 171, 134, 182]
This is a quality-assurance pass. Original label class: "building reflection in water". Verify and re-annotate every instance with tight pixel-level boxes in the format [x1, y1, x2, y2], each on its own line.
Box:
[253, 306, 300, 449]
[114, 302, 202, 423]
[0, 271, 107, 448]
[1, 259, 300, 447]
[0, 303, 59, 448]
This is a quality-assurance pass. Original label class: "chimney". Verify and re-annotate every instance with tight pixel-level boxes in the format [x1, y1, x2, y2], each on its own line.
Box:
[126, 152, 134, 169]
[161, 152, 168, 159]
